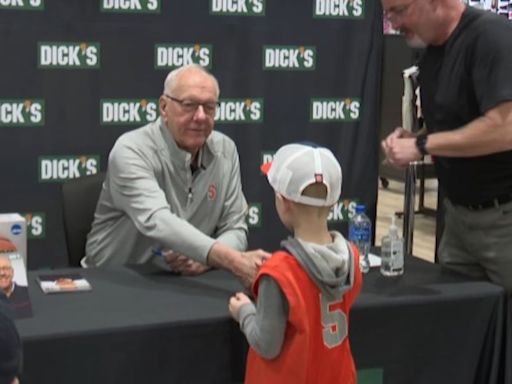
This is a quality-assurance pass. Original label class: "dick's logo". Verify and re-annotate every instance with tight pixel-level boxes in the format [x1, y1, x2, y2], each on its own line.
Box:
[38, 155, 100, 182]
[246, 203, 262, 228]
[313, 0, 364, 18]
[215, 98, 263, 123]
[260, 151, 275, 174]
[0, 99, 44, 126]
[101, 99, 158, 125]
[310, 98, 361, 122]
[155, 44, 212, 69]
[260, 151, 275, 169]
[22, 212, 46, 239]
[210, 0, 265, 15]
[327, 199, 357, 223]
[0, 0, 44, 10]
[38, 42, 100, 69]
[263, 46, 316, 71]
[101, 0, 160, 13]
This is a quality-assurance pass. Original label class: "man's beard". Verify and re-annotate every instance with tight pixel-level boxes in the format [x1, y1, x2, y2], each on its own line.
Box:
[405, 33, 427, 48]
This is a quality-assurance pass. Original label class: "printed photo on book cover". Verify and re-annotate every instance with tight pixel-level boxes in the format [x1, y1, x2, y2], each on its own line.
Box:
[0, 243, 33, 319]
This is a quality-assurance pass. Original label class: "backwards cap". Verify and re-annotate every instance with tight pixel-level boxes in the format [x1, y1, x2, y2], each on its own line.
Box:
[261, 143, 342, 207]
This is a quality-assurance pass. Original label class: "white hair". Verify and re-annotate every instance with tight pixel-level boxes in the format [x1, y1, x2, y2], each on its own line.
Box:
[163, 64, 220, 97]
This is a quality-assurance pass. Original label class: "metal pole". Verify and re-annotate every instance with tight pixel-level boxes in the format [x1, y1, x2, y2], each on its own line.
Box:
[403, 161, 418, 256]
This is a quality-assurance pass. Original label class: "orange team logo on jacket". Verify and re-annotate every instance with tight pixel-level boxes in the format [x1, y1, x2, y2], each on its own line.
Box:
[207, 184, 217, 200]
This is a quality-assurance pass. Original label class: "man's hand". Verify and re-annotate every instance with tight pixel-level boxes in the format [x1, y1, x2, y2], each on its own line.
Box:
[163, 251, 211, 276]
[207, 243, 271, 289]
[381, 127, 421, 167]
[229, 292, 252, 321]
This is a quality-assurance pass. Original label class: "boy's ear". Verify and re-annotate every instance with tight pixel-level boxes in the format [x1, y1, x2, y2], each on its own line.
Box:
[275, 192, 284, 204]
[276, 192, 293, 210]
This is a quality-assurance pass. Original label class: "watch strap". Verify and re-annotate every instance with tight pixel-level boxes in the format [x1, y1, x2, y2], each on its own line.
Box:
[415, 133, 429, 156]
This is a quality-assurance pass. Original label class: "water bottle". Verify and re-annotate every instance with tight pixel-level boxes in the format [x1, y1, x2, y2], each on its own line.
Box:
[380, 214, 404, 276]
[349, 204, 371, 273]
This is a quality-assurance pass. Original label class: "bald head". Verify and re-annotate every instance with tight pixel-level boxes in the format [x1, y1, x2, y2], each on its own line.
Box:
[163, 64, 220, 99]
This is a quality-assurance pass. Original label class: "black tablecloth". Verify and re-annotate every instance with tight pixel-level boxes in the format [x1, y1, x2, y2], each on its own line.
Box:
[15, 256, 511, 384]
[351, 256, 511, 384]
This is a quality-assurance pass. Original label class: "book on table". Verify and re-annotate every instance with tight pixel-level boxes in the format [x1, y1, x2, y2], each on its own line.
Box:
[37, 273, 92, 294]
[0, 250, 33, 318]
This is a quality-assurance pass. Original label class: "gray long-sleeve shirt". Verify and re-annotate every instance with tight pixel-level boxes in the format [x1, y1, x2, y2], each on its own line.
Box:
[82, 118, 248, 267]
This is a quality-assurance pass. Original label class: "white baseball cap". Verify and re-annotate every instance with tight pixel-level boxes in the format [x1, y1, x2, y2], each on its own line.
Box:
[261, 143, 342, 207]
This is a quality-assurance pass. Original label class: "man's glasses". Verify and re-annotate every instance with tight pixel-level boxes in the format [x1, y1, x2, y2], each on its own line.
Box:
[0, 266, 13, 273]
[383, 0, 417, 21]
[164, 94, 219, 117]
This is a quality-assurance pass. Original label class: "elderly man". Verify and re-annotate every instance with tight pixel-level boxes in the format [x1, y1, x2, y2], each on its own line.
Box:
[0, 256, 15, 300]
[83, 64, 268, 287]
[0, 256, 27, 303]
[0, 254, 30, 321]
[381, 0, 512, 293]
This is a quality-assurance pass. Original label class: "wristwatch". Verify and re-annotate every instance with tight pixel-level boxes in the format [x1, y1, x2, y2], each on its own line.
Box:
[415, 133, 429, 156]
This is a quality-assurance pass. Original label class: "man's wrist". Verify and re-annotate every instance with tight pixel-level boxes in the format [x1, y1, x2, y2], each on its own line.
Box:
[207, 242, 241, 273]
[415, 133, 429, 156]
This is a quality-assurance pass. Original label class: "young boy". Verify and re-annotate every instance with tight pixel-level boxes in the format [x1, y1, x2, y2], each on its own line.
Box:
[229, 143, 362, 384]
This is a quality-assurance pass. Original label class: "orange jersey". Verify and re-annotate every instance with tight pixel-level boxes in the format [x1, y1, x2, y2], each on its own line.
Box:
[245, 245, 362, 384]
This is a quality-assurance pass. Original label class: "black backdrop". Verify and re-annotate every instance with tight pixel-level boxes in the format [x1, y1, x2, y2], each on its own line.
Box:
[0, 0, 383, 269]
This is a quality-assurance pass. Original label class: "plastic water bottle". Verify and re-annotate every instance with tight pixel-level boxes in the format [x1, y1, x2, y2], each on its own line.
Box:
[349, 204, 371, 273]
[380, 214, 404, 276]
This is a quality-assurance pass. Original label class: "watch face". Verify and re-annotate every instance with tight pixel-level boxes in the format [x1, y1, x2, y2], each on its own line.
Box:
[416, 134, 428, 156]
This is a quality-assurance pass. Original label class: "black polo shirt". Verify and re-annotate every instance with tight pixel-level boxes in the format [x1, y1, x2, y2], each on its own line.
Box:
[419, 7, 512, 205]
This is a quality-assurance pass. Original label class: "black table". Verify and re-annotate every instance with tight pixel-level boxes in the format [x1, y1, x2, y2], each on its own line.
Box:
[351, 256, 511, 384]
[16, 257, 511, 384]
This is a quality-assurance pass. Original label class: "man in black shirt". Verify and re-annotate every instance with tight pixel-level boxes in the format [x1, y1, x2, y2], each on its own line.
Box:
[381, 0, 512, 293]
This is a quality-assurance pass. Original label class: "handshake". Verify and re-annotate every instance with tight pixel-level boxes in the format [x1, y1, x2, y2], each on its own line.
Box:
[162, 244, 271, 289]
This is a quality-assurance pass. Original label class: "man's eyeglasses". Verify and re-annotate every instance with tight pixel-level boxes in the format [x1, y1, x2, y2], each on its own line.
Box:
[164, 94, 219, 117]
[0, 266, 13, 273]
[383, 0, 417, 21]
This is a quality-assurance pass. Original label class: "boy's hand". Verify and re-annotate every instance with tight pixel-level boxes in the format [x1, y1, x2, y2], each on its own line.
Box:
[229, 292, 251, 321]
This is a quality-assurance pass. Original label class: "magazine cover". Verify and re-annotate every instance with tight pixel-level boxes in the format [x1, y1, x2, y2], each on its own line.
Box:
[0, 249, 33, 319]
[37, 273, 92, 294]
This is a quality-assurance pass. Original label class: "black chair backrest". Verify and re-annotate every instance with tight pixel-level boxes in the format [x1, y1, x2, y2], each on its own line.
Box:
[61, 172, 105, 267]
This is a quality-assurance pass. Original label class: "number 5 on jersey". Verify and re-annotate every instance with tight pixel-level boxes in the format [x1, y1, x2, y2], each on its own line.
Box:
[320, 292, 347, 348]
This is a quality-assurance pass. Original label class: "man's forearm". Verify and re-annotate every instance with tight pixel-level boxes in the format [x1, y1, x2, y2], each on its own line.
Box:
[215, 228, 248, 252]
[425, 101, 512, 157]
[207, 242, 243, 274]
